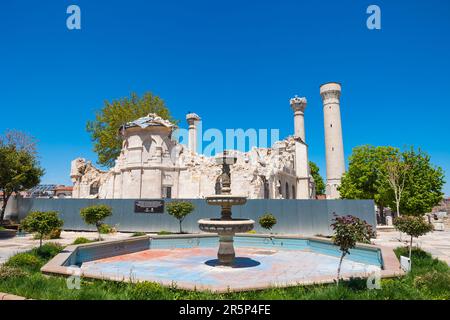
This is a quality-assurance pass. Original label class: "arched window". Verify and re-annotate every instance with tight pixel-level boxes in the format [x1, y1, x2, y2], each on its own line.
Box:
[285, 182, 289, 199]
[89, 182, 99, 196]
[278, 180, 282, 197]
[292, 185, 296, 199]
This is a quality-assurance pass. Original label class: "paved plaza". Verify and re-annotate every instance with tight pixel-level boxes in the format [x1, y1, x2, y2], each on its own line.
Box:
[372, 228, 450, 265]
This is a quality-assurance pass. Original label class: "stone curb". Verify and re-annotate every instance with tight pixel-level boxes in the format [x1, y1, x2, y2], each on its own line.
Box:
[0, 292, 29, 300]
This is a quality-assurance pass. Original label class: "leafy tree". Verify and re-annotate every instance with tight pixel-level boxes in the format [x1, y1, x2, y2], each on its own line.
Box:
[399, 148, 444, 216]
[166, 201, 195, 233]
[21, 211, 64, 248]
[80, 205, 112, 240]
[338, 145, 397, 223]
[384, 154, 410, 218]
[394, 215, 434, 263]
[259, 213, 277, 232]
[0, 131, 44, 222]
[86, 92, 177, 168]
[309, 161, 325, 195]
[330, 215, 374, 285]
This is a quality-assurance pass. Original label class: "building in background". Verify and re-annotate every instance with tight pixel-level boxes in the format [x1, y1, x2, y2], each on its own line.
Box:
[71, 83, 346, 200]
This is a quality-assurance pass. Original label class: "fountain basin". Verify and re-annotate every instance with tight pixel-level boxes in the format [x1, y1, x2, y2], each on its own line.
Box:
[198, 218, 254, 233]
[205, 195, 247, 206]
[41, 234, 403, 293]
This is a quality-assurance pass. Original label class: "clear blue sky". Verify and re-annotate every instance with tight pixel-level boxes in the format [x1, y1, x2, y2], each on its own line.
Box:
[1, 0, 449, 195]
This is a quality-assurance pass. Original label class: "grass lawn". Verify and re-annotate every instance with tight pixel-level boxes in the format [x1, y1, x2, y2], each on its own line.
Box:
[0, 243, 449, 300]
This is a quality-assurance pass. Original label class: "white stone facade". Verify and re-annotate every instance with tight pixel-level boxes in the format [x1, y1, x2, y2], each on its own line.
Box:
[71, 86, 346, 200]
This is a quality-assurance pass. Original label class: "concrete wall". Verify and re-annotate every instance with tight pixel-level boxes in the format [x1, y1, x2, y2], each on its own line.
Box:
[12, 198, 376, 236]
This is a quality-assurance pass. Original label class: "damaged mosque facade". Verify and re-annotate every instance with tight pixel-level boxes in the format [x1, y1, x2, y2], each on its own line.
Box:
[70, 82, 346, 200]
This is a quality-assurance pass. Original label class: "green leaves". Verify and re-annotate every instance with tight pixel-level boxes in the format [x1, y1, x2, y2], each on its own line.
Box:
[399, 148, 445, 215]
[309, 161, 325, 195]
[21, 211, 64, 247]
[331, 215, 374, 254]
[86, 92, 177, 168]
[0, 132, 44, 221]
[166, 201, 195, 222]
[80, 205, 112, 226]
[394, 216, 434, 238]
[258, 213, 277, 231]
[166, 201, 195, 233]
[339, 145, 445, 217]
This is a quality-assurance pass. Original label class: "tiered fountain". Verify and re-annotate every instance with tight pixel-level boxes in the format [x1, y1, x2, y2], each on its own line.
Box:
[198, 151, 255, 266]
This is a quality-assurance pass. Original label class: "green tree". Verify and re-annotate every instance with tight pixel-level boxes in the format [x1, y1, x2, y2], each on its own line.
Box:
[331, 215, 374, 285]
[86, 92, 177, 168]
[258, 213, 277, 232]
[80, 205, 113, 240]
[338, 145, 397, 223]
[394, 215, 434, 263]
[166, 201, 195, 233]
[309, 161, 325, 196]
[21, 211, 64, 248]
[0, 131, 44, 222]
[399, 148, 445, 216]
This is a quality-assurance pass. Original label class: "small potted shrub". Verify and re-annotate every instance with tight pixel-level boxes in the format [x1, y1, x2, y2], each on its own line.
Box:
[259, 213, 277, 233]
[166, 201, 195, 234]
[80, 205, 112, 240]
[331, 214, 374, 285]
[21, 211, 64, 248]
[394, 215, 434, 267]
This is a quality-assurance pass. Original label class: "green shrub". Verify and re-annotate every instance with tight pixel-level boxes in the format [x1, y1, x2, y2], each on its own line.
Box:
[0, 266, 26, 280]
[331, 215, 374, 285]
[21, 211, 64, 247]
[32, 243, 64, 260]
[157, 230, 173, 235]
[5, 253, 43, 272]
[130, 281, 168, 300]
[73, 237, 94, 245]
[98, 224, 115, 234]
[166, 201, 195, 233]
[394, 215, 434, 262]
[413, 271, 450, 298]
[259, 213, 277, 231]
[131, 232, 147, 237]
[80, 205, 113, 240]
[247, 230, 257, 234]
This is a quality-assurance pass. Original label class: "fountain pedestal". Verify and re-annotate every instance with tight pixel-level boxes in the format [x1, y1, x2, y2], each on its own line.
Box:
[198, 218, 254, 266]
[198, 152, 254, 267]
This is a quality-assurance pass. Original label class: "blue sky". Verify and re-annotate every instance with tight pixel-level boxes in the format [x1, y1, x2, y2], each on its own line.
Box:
[1, 0, 449, 195]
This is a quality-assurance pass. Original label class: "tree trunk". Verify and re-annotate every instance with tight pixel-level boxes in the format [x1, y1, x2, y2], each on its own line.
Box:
[179, 220, 183, 234]
[396, 201, 400, 218]
[337, 252, 346, 286]
[96, 223, 102, 241]
[39, 235, 43, 248]
[0, 194, 11, 223]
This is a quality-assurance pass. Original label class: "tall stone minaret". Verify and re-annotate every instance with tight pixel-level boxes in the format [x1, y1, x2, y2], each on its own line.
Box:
[290, 95, 307, 142]
[290, 96, 311, 199]
[320, 82, 345, 199]
[186, 113, 201, 153]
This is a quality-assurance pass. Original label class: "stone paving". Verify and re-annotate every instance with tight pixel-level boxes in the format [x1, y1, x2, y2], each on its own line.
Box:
[372, 229, 450, 265]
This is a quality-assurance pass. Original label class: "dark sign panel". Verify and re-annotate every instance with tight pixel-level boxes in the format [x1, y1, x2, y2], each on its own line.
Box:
[134, 200, 165, 213]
